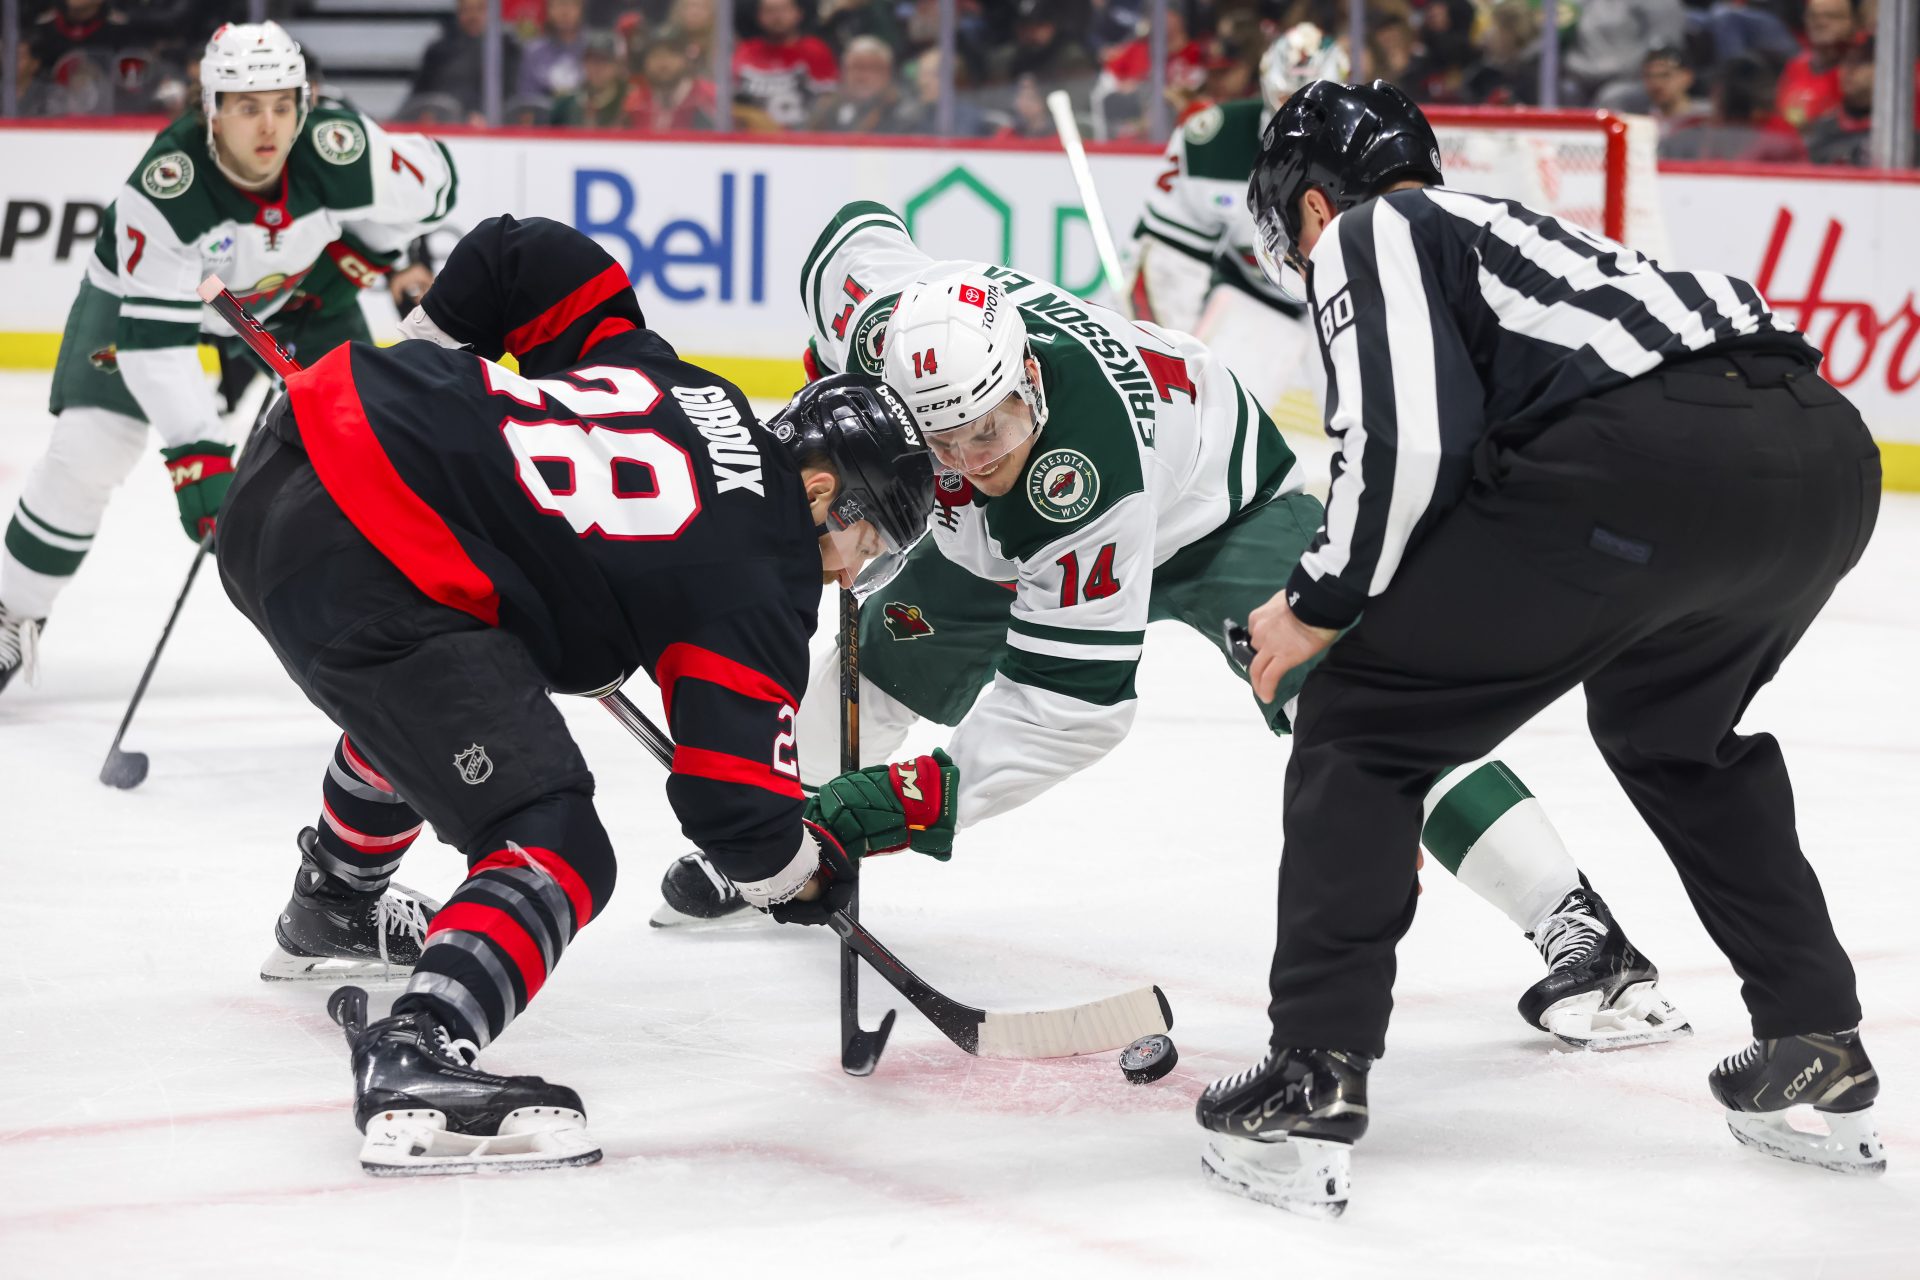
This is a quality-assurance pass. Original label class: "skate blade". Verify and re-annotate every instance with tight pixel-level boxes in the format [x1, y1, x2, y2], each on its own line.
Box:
[1725, 1106, 1886, 1176]
[358, 1107, 602, 1176]
[647, 901, 771, 932]
[1543, 982, 1692, 1051]
[259, 947, 415, 982]
[1200, 1133, 1350, 1220]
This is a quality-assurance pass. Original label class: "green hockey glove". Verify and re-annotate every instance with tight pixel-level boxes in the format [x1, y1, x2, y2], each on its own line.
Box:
[161, 440, 236, 542]
[807, 749, 960, 861]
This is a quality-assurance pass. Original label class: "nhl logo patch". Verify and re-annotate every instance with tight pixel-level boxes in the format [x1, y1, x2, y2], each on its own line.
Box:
[882, 602, 936, 640]
[453, 743, 494, 785]
[313, 118, 368, 165]
[851, 297, 896, 376]
[141, 152, 194, 200]
[1027, 448, 1099, 523]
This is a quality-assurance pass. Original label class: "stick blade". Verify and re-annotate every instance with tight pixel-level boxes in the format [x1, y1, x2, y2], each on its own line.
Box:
[99, 748, 149, 790]
[975, 985, 1172, 1059]
[841, 1008, 896, 1076]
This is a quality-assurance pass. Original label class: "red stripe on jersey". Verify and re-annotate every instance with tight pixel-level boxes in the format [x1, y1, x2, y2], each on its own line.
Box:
[580, 316, 636, 357]
[340, 735, 398, 793]
[320, 799, 424, 852]
[289, 348, 501, 626]
[673, 745, 805, 799]
[654, 642, 797, 723]
[428, 901, 549, 999]
[503, 263, 633, 357]
[469, 845, 597, 931]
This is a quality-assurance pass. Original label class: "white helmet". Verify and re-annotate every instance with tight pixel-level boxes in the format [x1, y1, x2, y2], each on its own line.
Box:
[201, 22, 309, 123]
[882, 272, 1048, 436]
[1259, 24, 1349, 113]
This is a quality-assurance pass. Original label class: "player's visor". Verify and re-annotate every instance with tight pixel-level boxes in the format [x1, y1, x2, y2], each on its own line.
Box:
[820, 515, 890, 589]
[1253, 204, 1310, 296]
[923, 392, 1038, 477]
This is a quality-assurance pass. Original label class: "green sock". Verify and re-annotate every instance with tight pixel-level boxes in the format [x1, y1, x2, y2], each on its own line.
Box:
[1422, 761, 1581, 934]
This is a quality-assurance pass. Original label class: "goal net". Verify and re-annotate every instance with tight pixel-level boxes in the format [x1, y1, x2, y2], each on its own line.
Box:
[1425, 107, 1671, 260]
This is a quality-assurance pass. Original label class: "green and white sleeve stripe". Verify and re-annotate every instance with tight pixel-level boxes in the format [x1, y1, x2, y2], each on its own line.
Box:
[4, 498, 94, 577]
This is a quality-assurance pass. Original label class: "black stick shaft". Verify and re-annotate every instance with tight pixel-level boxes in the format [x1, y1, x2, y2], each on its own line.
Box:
[839, 587, 862, 1053]
[103, 533, 213, 754]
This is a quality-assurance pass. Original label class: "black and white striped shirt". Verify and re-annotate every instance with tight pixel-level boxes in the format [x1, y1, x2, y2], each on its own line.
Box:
[1287, 187, 1818, 630]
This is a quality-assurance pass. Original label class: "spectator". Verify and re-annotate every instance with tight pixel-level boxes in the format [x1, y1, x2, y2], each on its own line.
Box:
[1689, 0, 1801, 69]
[43, 49, 119, 114]
[1631, 45, 1712, 137]
[413, 0, 524, 119]
[1662, 53, 1808, 161]
[994, 72, 1057, 139]
[1563, 0, 1686, 107]
[1405, 0, 1480, 103]
[733, 0, 838, 129]
[13, 39, 54, 115]
[28, 0, 134, 79]
[627, 28, 718, 129]
[504, 93, 555, 125]
[1093, 4, 1207, 138]
[807, 34, 906, 132]
[666, 0, 716, 66]
[1462, 0, 1542, 105]
[396, 91, 470, 124]
[1776, 0, 1857, 129]
[989, 0, 1097, 87]
[890, 47, 988, 135]
[552, 31, 629, 125]
[1803, 35, 1918, 167]
[519, 0, 591, 99]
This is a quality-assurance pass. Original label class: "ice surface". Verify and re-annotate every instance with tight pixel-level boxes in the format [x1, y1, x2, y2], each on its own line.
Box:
[0, 372, 1914, 1278]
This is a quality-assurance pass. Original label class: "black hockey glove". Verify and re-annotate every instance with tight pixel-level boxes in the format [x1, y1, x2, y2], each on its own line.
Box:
[768, 819, 859, 926]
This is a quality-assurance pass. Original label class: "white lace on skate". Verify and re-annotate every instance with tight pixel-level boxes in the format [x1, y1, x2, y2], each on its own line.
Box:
[0, 608, 43, 689]
[376, 885, 434, 964]
[1717, 1040, 1763, 1077]
[432, 1024, 481, 1069]
[259, 882, 444, 983]
[1205, 1053, 1275, 1100]
[1532, 895, 1605, 971]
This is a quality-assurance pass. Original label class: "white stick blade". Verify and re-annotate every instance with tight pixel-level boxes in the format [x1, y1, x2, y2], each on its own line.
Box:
[975, 985, 1170, 1059]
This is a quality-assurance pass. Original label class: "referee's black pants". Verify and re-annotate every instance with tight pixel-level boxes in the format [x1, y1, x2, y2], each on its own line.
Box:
[1269, 352, 1881, 1058]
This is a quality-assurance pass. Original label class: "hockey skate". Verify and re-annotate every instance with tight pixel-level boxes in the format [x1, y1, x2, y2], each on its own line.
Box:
[1518, 880, 1690, 1050]
[260, 828, 441, 981]
[329, 986, 600, 1176]
[648, 850, 770, 931]
[1196, 1048, 1371, 1219]
[1710, 1029, 1886, 1175]
[0, 603, 43, 696]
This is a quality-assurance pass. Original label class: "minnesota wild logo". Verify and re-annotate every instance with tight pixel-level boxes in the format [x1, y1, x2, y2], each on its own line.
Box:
[312, 118, 367, 165]
[1027, 448, 1099, 523]
[141, 151, 193, 199]
[882, 602, 935, 640]
[851, 295, 898, 375]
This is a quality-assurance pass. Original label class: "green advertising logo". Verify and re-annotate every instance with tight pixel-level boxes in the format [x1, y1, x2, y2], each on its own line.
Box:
[903, 165, 1108, 301]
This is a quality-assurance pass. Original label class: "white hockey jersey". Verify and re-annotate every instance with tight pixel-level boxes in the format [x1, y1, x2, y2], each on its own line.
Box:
[801, 201, 1304, 826]
[85, 106, 455, 447]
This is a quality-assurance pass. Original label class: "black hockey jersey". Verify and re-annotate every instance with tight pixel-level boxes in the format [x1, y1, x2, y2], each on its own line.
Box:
[278, 325, 820, 887]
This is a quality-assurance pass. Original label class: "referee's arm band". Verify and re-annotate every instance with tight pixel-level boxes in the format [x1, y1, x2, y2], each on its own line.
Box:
[1285, 566, 1366, 632]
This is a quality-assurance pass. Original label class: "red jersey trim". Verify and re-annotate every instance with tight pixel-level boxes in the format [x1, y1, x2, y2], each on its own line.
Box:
[289, 347, 502, 627]
[673, 744, 805, 800]
[428, 902, 548, 999]
[504, 263, 633, 357]
[470, 845, 597, 930]
[654, 641, 797, 722]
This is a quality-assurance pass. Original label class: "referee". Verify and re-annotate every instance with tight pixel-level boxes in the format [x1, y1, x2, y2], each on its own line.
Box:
[1196, 80, 1885, 1216]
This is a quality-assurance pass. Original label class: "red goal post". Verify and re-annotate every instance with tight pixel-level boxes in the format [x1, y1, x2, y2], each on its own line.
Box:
[1423, 107, 1670, 259]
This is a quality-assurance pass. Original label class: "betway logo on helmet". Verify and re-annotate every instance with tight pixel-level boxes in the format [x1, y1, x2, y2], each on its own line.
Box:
[874, 382, 920, 444]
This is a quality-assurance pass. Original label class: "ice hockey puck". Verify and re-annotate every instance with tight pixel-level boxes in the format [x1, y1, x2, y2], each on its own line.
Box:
[1119, 1033, 1178, 1084]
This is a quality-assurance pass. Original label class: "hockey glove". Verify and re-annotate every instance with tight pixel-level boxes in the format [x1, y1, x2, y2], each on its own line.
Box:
[807, 750, 960, 862]
[161, 441, 236, 542]
[768, 819, 859, 926]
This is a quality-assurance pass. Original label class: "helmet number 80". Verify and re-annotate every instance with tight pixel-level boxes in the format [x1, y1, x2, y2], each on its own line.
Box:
[489, 361, 703, 541]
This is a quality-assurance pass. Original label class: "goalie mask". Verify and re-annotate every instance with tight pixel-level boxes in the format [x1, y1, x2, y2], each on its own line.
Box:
[769, 373, 936, 571]
[404, 215, 646, 378]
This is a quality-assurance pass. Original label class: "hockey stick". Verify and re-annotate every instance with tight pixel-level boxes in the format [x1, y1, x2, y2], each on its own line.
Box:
[597, 689, 1173, 1059]
[1047, 90, 1132, 315]
[838, 587, 896, 1075]
[98, 277, 302, 789]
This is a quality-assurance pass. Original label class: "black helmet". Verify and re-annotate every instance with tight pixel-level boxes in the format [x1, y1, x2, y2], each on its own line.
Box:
[1247, 79, 1443, 281]
[768, 372, 935, 555]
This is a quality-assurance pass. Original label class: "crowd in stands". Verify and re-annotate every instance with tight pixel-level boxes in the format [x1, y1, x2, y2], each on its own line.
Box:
[7, 0, 1914, 169]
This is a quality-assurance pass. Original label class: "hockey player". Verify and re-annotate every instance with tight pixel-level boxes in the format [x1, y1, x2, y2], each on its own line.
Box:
[1125, 24, 1344, 412]
[0, 21, 455, 696]
[654, 198, 1690, 1054]
[217, 215, 943, 1173]
[1200, 80, 1884, 1216]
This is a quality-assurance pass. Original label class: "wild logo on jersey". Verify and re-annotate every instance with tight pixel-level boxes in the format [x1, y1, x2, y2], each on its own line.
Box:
[882, 602, 936, 640]
[313, 118, 368, 165]
[142, 152, 194, 200]
[1028, 448, 1100, 523]
[851, 298, 896, 376]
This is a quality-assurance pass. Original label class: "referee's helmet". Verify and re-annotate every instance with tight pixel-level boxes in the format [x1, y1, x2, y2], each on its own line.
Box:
[1248, 79, 1444, 283]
